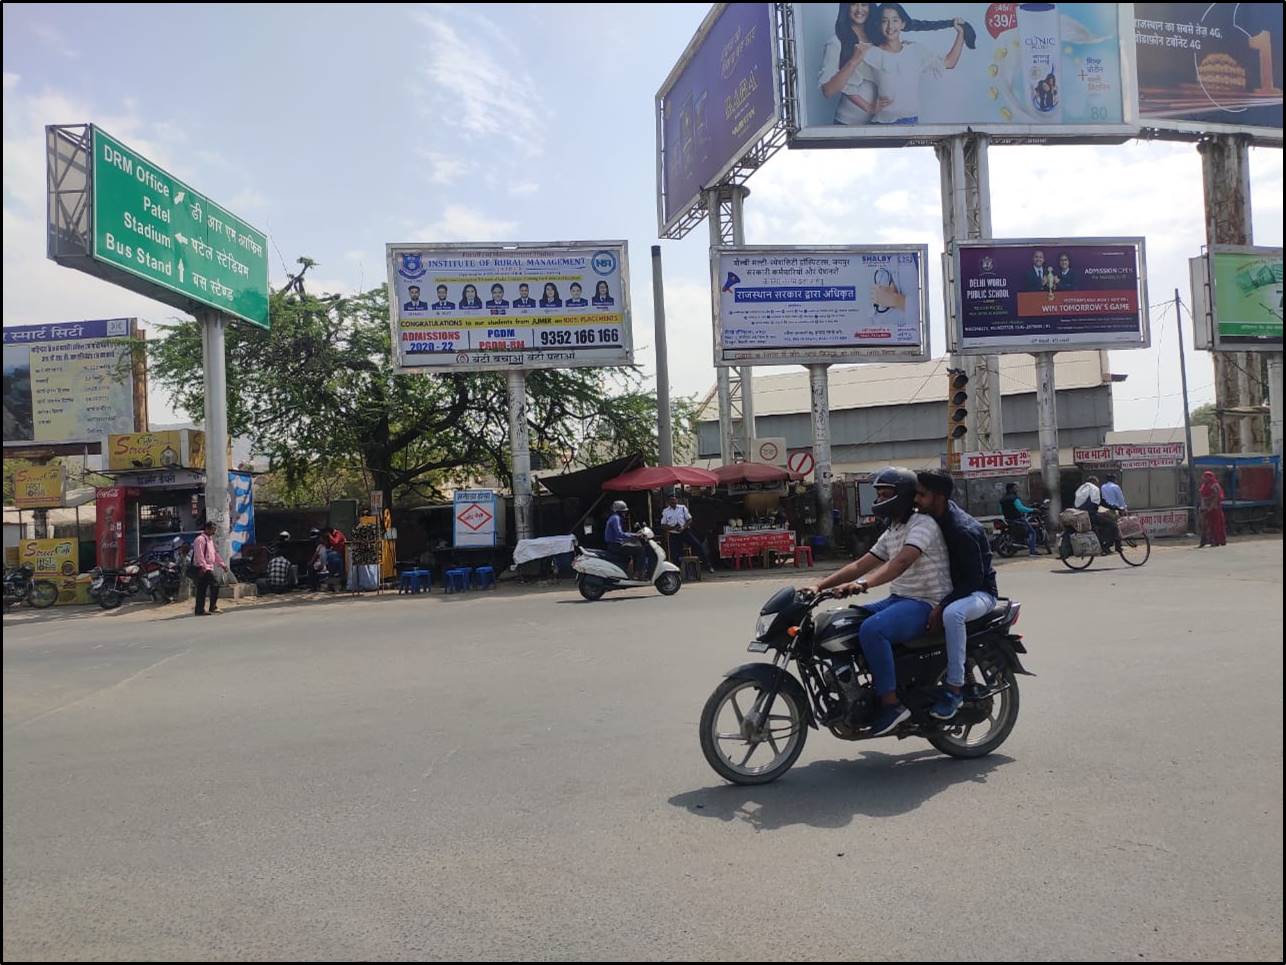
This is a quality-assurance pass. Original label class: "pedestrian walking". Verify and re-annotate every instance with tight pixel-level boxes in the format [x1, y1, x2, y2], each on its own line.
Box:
[1198, 471, 1227, 548]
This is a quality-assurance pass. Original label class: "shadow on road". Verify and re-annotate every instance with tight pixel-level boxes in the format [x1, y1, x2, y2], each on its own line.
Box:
[669, 750, 1014, 831]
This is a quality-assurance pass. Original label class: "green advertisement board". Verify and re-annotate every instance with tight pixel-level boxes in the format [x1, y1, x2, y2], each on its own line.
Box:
[1210, 246, 1283, 350]
[91, 127, 269, 328]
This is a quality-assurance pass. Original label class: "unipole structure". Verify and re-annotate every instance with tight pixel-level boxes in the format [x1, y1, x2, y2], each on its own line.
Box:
[1199, 134, 1264, 453]
[705, 185, 755, 461]
[200, 309, 232, 561]
[1034, 352, 1062, 526]
[1174, 289, 1200, 530]
[937, 133, 1003, 452]
[507, 370, 533, 543]
[651, 245, 674, 466]
[809, 364, 834, 541]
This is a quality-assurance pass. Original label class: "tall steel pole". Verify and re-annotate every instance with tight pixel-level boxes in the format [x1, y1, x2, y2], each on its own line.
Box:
[651, 245, 673, 466]
[200, 309, 232, 561]
[507, 370, 533, 543]
[1175, 289, 1199, 531]
[809, 364, 834, 541]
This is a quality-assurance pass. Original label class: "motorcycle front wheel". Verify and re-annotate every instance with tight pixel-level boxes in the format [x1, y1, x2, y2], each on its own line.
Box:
[98, 589, 124, 610]
[699, 675, 808, 785]
[576, 575, 606, 602]
[29, 580, 60, 609]
[655, 572, 682, 596]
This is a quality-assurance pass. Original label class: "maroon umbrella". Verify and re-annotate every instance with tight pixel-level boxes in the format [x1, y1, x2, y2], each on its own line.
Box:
[601, 465, 719, 491]
[710, 462, 802, 485]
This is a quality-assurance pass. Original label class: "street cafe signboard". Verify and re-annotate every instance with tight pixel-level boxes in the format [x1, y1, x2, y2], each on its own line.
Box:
[1074, 442, 1186, 468]
[960, 448, 1032, 478]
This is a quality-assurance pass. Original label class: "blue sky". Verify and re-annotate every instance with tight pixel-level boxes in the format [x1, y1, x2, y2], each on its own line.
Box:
[3, 2, 1283, 435]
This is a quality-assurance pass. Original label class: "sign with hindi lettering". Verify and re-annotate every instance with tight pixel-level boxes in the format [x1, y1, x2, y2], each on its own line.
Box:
[1073, 442, 1187, 468]
[3, 319, 140, 447]
[960, 448, 1033, 478]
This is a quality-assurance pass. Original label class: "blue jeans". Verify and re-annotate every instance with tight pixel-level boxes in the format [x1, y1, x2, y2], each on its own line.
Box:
[858, 595, 934, 698]
[942, 591, 997, 687]
[1012, 518, 1038, 553]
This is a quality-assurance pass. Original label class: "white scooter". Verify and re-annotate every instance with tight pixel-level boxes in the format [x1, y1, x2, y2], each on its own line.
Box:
[572, 526, 682, 601]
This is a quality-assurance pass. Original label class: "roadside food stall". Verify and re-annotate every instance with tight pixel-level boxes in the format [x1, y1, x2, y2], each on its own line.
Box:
[95, 430, 255, 568]
[709, 463, 803, 568]
[598, 464, 719, 564]
[7, 464, 98, 604]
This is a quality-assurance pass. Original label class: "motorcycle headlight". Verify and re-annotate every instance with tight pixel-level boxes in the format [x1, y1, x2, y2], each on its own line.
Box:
[755, 613, 775, 640]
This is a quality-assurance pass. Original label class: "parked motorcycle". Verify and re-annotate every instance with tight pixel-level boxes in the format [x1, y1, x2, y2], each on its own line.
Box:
[3, 565, 60, 611]
[92, 552, 178, 609]
[572, 526, 682, 601]
[991, 501, 1052, 557]
[1058, 509, 1151, 571]
[698, 587, 1032, 785]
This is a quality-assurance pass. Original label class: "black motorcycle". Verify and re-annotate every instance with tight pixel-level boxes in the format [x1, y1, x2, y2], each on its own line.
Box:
[699, 587, 1033, 785]
[991, 501, 1052, 558]
[3, 565, 60, 611]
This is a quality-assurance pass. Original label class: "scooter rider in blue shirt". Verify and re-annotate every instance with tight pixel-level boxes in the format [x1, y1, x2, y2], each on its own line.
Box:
[605, 500, 645, 578]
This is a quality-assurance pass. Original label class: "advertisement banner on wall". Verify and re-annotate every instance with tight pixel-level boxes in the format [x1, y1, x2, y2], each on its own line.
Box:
[19, 537, 80, 604]
[951, 238, 1149, 353]
[1135, 3, 1283, 140]
[657, 3, 779, 235]
[961, 448, 1033, 477]
[105, 429, 206, 471]
[791, 2, 1132, 146]
[387, 243, 633, 374]
[1074, 442, 1187, 467]
[3, 318, 139, 447]
[12, 464, 66, 509]
[94, 486, 131, 571]
[454, 490, 498, 549]
[1208, 245, 1283, 351]
[713, 245, 929, 365]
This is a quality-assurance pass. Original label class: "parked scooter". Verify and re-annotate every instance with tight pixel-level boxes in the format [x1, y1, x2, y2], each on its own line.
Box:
[572, 526, 682, 601]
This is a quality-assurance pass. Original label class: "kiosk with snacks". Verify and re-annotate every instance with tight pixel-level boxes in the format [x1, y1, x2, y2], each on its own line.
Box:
[95, 430, 255, 568]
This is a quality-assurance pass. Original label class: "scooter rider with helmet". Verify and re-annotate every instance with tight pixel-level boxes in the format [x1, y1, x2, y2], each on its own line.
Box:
[804, 466, 953, 737]
[604, 500, 646, 578]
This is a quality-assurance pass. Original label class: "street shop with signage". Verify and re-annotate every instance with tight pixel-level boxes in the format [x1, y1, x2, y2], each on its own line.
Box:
[94, 429, 255, 569]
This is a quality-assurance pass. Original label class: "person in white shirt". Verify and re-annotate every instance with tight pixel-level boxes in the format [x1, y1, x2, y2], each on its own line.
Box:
[660, 494, 709, 570]
[806, 467, 952, 737]
[849, 3, 967, 125]
[1075, 475, 1119, 550]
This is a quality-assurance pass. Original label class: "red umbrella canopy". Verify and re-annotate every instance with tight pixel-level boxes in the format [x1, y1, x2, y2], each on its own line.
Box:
[710, 462, 800, 485]
[601, 466, 719, 491]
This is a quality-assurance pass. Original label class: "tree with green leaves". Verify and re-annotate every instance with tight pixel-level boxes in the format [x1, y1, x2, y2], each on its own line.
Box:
[145, 269, 692, 509]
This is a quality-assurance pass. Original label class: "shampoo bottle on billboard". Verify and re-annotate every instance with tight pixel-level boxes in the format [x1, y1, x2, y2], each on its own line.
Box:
[1019, 3, 1062, 122]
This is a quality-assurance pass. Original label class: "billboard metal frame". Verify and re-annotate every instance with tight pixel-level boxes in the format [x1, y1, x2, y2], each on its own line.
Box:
[1192, 243, 1285, 353]
[785, 2, 1140, 148]
[948, 235, 1151, 355]
[710, 242, 931, 366]
[385, 240, 635, 375]
[656, 3, 796, 240]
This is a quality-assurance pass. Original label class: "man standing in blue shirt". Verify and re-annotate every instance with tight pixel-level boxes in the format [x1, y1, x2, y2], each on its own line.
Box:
[916, 470, 999, 721]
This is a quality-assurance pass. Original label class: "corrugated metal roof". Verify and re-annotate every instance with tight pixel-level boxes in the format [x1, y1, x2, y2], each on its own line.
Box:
[697, 351, 1108, 421]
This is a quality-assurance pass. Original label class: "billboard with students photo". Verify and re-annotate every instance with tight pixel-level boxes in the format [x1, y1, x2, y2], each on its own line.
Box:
[792, 2, 1133, 146]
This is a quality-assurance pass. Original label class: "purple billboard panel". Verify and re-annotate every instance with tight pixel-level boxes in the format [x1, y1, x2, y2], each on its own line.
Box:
[952, 238, 1150, 353]
[657, 3, 779, 235]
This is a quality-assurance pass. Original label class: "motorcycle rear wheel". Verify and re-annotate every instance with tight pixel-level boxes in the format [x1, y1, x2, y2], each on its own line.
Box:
[577, 576, 606, 602]
[700, 676, 808, 785]
[29, 580, 60, 609]
[929, 663, 1020, 759]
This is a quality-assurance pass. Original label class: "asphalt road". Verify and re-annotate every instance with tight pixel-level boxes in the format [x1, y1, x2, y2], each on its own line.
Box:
[4, 539, 1283, 961]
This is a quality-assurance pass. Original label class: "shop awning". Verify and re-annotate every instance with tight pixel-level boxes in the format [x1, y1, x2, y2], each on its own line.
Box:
[601, 466, 719, 492]
[711, 462, 802, 485]
[538, 453, 644, 499]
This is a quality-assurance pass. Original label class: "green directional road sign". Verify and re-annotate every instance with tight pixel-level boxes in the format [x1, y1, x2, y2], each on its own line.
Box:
[91, 127, 269, 328]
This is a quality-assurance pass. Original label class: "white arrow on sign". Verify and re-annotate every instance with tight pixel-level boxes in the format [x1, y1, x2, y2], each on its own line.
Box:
[174, 232, 189, 245]
[178, 259, 185, 284]
[173, 191, 186, 204]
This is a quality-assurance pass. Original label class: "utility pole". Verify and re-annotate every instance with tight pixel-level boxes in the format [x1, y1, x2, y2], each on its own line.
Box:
[1175, 289, 1199, 531]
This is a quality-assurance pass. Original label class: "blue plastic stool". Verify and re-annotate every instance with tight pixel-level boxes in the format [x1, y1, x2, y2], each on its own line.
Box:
[399, 571, 416, 594]
[445, 568, 470, 594]
[399, 568, 432, 594]
[473, 565, 496, 590]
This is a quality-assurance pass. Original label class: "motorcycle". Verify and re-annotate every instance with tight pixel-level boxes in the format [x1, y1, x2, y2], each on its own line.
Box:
[698, 586, 1032, 785]
[3, 565, 60, 611]
[93, 552, 177, 609]
[572, 526, 682, 601]
[991, 501, 1052, 557]
[1057, 509, 1151, 571]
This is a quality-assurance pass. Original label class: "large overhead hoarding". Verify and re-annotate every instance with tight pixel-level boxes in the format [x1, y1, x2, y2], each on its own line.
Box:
[949, 237, 1150, 353]
[3, 318, 143, 448]
[1135, 2, 1283, 142]
[791, 2, 1135, 146]
[712, 244, 930, 365]
[386, 243, 633, 374]
[656, 3, 782, 237]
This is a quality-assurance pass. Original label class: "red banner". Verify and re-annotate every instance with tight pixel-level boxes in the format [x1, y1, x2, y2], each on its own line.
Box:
[1016, 290, 1140, 317]
[717, 530, 795, 559]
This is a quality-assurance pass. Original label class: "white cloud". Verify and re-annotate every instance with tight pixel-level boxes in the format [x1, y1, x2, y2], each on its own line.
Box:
[29, 23, 79, 60]
[418, 150, 471, 185]
[412, 204, 517, 242]
[508, 180, 540, 198]
[411, 8, 547, 157]
[3, 73, 19, 91]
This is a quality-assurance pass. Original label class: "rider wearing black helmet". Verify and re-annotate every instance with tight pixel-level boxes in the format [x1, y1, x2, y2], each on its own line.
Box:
[806, 466, 952, 737]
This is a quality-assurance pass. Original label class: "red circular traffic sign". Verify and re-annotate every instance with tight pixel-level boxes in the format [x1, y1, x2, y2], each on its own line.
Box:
[787, 451, 815, 477]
